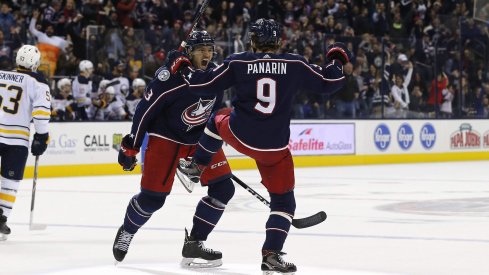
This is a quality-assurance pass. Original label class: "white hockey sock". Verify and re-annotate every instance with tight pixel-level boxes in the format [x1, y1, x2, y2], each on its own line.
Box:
[0, 177, 20, 218]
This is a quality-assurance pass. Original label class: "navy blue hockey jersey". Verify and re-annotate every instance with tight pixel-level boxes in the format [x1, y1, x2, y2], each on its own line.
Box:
[186, 52, 345, 150]
[130, 66, 222, 149]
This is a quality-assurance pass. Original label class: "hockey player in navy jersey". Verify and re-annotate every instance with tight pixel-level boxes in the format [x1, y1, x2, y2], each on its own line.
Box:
[172, 19, 351, 274]
[113, 31, 235, 268]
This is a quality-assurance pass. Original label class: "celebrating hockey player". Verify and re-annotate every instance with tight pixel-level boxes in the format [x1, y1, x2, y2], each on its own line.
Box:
[0, 45, 51, 241]
[172, 19, 350, 274]
[113, 31, 235, 268]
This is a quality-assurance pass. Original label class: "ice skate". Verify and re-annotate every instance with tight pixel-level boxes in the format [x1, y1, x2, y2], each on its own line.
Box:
[180, 228, 222, 268]
[112, 226, 134, 263]
[176, 158, 205, 193]
[0, 208, 10, 241]
[261, 250, 297, 275]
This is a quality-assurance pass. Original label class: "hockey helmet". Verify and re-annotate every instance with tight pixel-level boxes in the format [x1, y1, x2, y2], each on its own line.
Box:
[249, 19, 282, 49]
[105, 86, 115, 95]
[132, 78, 146, 90]
[185, 31, 215, 52]
[79, 60, 94, 73]
[57, 78, 71, 90]
[16, 45, 41, 71]
[99, 79, 110, 91]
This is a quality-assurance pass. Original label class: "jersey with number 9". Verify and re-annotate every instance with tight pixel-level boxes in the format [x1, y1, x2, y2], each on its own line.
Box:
[186, 52, 345, 150]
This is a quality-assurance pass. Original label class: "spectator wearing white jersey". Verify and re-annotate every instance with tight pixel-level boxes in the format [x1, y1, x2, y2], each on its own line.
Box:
[0, 45, 51, 241]
[29, 10, 70, 77]
[390, 61, 413, 118]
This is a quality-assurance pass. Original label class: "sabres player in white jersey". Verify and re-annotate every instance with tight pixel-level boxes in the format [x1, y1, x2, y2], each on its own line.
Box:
[125, 78, 145, 119]
[0, 45, 51, 241]
[72, 60, 94, 120]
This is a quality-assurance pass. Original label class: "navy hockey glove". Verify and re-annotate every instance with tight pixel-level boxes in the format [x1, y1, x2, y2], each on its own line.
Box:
[326, 42, 352, 65]
[118, 134, 139, 171]
[31, 133, 49, 156]
[167, 50, 192, 75]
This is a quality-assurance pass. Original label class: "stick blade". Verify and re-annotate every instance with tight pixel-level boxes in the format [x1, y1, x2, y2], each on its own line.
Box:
[292, 211, 327, 229]
[29, 224, 47, 231]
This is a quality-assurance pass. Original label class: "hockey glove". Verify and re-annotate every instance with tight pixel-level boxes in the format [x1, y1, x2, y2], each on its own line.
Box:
[31, 133, 49, 156]
[118, 134, 139, 171]
[167, 50, 192, 75]
[326, 42, 352, 65]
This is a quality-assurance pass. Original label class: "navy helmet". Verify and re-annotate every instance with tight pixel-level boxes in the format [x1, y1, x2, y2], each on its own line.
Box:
[185, 30, 215, 52]
[249, 18, 282, 49]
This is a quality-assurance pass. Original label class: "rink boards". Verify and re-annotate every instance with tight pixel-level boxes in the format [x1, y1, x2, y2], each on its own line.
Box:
[22, 120, 489, 178]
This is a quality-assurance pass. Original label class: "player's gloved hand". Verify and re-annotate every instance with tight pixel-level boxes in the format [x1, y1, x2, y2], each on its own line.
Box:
[118, 134, 139, 171]
[326, 42, 352, 65]
[167, 50, 192, 75]
[31, 133, 49, 156]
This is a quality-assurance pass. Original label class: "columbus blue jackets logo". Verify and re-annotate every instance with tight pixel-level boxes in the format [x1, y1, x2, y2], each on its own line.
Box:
[181, 98, 216, 131]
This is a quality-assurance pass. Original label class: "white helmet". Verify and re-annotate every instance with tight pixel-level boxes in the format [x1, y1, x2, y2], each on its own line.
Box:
[105, 86, 115, 95]
[57, 78, 71, 90]
[132, 78, 146, 90]
[16, 45, 41, 71]
[79, 60, 94, 73]
[99, 79, 110, 90]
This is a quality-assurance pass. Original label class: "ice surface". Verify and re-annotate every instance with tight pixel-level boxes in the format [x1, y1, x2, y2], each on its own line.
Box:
[2, 161, 489, 275]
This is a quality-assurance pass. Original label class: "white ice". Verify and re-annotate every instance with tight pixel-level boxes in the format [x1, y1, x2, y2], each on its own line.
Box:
[1, 161, 489, 275]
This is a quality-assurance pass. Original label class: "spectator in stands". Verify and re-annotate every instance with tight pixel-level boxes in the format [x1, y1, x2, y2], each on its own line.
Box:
[440, 84, 455, 118]
[335, 62, 359, 118]
[29, 9, 70, 77]
[116, 0, 137, 28]
[390, 61, 413, 118]
[426, 72, 448, 115]
[0, 2, 15, 41]
[409, 85, 426, 117]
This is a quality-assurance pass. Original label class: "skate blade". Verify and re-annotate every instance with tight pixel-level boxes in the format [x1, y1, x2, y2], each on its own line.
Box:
[180, 258, 222, 268]
[0, 234, 7, 242]
[176, 171, 195, 193]
[263, 272, 295, 275]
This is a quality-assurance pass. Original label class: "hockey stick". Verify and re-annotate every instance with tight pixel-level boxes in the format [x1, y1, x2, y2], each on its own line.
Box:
[29, 156, 47, 230]
[178, 0, 211, 52]
[231, 175, 327, 229]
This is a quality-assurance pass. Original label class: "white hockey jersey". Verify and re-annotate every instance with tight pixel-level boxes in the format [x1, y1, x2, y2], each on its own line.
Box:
[72, 75, 93, 107]
[0, 69, 51, 147]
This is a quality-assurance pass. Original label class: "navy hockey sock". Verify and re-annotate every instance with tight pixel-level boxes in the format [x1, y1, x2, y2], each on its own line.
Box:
[190, 179, 234, 240]
[262, 191, 296, 251]
[123, 191, 167, 234]
[194, 127, 223, 166]
[191, 196, 226, 241]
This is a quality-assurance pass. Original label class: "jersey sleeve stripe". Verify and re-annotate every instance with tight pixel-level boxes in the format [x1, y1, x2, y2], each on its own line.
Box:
[0, 128, 30, 137]
[33, 105, 51, 110]
[32, 110, 52, 117]
[0, 123, 30, 130]
[0, 135, 29, 141]
[0, 193, 16, 203]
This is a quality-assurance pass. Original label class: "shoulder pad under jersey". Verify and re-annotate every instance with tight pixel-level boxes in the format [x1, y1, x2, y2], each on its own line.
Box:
[16, 70, 49, 85]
